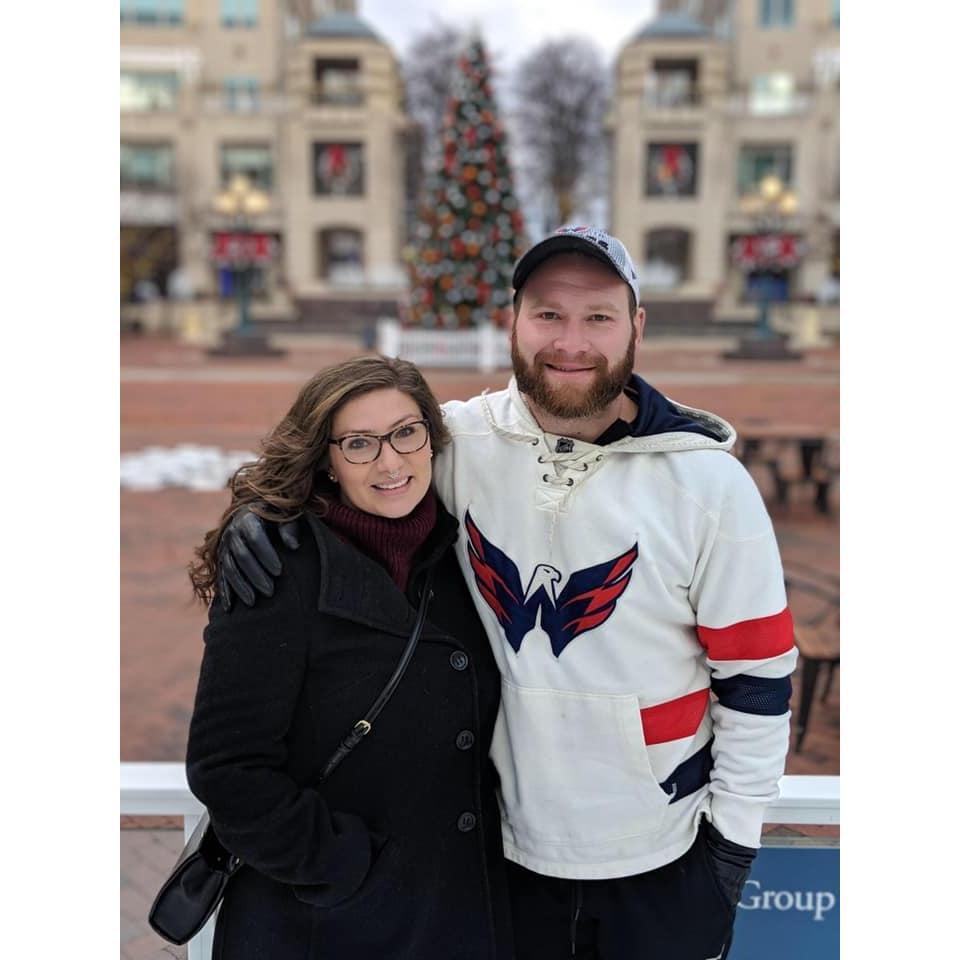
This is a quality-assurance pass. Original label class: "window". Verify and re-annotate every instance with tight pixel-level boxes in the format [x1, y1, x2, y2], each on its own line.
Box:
[645, 143, 699, 197]
[120, 71, 179, 111]
[647, 59, 699, 108]
[738, 143, 793, 195]
[642, 229, 690, 289]
[749, 73, 795, 116]
[220, 144, 273, 191]
[120, 143, 174, 190]
[220, 0, 257, 28]
[313, 143, 365, 196]
[759, 0, 794, 28]
[223, 76, 260, 113]
[317, 229, 364, 283]
[120, 0, 184, 25]
[313, 59, 363, 106]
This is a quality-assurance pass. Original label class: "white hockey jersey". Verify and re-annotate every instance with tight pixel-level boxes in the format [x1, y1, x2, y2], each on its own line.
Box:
[433, 377, 797, 880]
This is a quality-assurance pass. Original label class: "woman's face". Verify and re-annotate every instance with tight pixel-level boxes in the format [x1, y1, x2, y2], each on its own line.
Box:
[328, 388, 433, 519]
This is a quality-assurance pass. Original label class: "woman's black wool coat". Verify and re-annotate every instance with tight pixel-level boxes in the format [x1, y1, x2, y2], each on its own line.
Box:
[186, 505, 514, 960]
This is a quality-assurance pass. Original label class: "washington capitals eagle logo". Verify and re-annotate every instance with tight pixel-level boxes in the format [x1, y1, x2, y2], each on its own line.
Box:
[464, 510, 639, 657]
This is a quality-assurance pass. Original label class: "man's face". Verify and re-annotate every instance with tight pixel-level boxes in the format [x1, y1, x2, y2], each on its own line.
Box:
[511, 253, 644, 420]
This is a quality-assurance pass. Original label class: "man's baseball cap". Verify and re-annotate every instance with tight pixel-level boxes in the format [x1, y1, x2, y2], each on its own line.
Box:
[512, 226, 641, 305]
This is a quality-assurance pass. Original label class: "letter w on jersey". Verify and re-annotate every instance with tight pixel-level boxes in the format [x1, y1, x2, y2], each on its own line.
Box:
[464, 510, 638, 657]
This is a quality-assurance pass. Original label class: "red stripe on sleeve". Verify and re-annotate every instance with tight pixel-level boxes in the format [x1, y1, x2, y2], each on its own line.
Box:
[640, 688, 710, 746]
[697, 607, 795, 661]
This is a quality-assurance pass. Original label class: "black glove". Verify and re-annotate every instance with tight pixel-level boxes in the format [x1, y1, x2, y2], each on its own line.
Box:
[292, 825, 390, 908]
[703, 819, 756, 909]
[217, 507, 302, 611]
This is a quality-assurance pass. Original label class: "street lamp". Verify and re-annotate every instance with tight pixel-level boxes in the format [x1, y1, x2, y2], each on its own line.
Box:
[738, 173, 798, 339]
[213, 174, 269, 336]
[723, 173, 803, 361]
[208, 174, 284, 356]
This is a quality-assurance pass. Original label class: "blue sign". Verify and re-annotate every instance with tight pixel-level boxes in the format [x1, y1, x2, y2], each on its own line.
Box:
[730, 846, 839, 960]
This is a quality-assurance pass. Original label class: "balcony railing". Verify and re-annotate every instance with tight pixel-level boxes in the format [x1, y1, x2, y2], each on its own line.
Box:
[119, 190, 179, 226]
[120, 13, 184, 27]
[644, 89, 702, 109]
[724, 93, 812, 117]
[310, 89, 365, 108]
[121, 762, 839, 960]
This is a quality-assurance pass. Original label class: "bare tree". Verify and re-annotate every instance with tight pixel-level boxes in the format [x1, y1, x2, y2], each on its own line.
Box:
[511, 37, 611, 230]
[399, 24, 466, 239]
[402, 23, 465, 173]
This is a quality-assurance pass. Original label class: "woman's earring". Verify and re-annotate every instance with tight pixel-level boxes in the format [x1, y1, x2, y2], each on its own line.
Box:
[327, 471, 338, 483]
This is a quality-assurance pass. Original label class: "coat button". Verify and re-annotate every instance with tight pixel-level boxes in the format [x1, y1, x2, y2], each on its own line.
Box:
[456, 730, 475, 751]
[457, 812, 477, 832]
[450, 650, 469, 671]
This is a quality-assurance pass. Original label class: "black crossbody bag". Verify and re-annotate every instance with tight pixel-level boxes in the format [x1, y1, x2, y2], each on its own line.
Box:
[148, 570, 435, 946]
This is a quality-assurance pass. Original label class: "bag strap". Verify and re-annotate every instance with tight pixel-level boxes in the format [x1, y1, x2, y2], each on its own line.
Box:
[318, 566, 436, 781]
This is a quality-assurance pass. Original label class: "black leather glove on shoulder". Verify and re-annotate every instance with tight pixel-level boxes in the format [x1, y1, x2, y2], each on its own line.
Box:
[703, 819, 757, 909]
[217, 507, 302, 611]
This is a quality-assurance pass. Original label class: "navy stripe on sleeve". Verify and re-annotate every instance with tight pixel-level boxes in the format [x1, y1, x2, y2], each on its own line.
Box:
[711, 673, 792, 716]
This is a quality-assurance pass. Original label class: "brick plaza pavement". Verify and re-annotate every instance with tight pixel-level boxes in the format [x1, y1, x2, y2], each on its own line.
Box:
[121, 825, 186, 960]
[120, 334, 839, 960]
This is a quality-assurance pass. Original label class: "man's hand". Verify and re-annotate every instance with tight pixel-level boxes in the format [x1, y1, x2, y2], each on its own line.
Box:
[217, 507, 301, 610]
[703, 819, 756, 909]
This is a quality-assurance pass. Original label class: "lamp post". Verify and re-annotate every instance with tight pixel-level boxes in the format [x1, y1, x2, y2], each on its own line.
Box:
[208, 173, 285, 356]
[743, 174, 797, 338]
[723, 173, 803, 361]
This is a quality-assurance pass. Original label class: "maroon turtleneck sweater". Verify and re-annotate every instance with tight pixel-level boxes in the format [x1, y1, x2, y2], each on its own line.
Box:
[321, 488, 438, 591]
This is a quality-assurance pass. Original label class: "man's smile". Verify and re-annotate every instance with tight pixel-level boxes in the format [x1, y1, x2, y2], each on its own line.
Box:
[545, 363, 595, 373]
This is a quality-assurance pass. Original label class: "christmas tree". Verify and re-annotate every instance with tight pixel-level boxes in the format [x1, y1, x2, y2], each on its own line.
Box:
[406, 38, 526, 328]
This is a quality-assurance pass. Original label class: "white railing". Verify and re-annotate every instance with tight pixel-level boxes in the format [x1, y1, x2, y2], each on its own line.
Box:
[376, 317, 511, 372]
[121, 762, 840, 960]
[122, 763, 211, 960]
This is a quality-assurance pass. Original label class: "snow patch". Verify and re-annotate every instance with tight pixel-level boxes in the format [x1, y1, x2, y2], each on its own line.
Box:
[120, 445, 256, 492]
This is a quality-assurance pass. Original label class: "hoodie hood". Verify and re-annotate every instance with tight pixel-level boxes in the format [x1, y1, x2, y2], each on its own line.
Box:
[600, 374, 730, 445]
[482, 376, 736, 455]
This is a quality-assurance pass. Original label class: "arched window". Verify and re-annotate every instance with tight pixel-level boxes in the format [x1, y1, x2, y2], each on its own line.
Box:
[317, 228, 364, 284]
[642, 228, 690, 289]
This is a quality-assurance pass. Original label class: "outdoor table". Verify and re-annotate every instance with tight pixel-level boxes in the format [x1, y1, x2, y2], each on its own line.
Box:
[734, 421, 839, 511]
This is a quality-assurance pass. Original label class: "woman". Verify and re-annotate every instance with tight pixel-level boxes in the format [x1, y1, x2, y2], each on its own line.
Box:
[185, 356, 513, 960]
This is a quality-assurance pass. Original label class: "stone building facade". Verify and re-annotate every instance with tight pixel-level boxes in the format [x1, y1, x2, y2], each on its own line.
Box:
[120, 0, 409, 335]
[120, 0, 840, 338]
[610, 0, 840, 328]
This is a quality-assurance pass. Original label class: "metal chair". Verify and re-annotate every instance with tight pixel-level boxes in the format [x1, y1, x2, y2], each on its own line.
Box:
[785, 574, 840, 753]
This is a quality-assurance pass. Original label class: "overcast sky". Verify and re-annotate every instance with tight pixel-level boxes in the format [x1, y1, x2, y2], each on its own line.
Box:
[361, 0, 658, 73]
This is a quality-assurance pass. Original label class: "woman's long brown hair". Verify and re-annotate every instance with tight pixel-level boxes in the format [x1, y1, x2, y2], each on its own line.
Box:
[188, 356, 451, 604]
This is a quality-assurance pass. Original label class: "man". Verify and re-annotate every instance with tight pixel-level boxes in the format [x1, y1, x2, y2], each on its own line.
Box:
[219, 227, 797, 959]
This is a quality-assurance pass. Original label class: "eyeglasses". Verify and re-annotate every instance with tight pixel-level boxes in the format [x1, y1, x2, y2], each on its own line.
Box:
[330, 419, 430, 465]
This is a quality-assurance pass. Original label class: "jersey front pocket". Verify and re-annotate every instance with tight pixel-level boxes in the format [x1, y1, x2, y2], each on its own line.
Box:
[492, 678, 669, 847]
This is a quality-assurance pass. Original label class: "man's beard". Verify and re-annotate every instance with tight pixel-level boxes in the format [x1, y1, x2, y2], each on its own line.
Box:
[511, 327, 636, 420]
